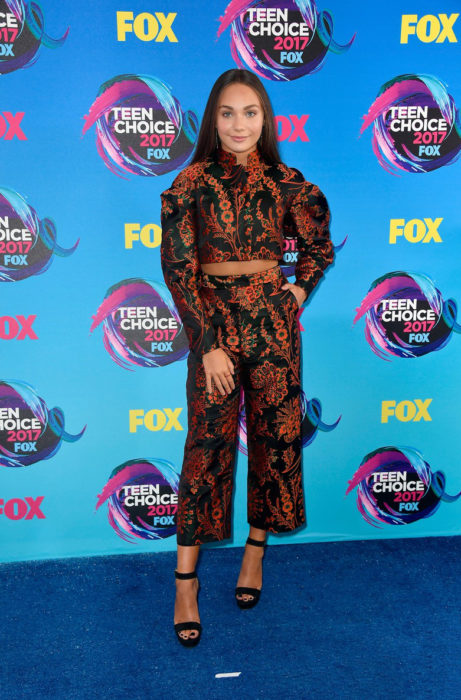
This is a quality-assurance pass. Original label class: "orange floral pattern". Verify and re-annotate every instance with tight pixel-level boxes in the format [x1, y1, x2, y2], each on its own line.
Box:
[175, 266, 305, 545]
[160, 146, 334, 359]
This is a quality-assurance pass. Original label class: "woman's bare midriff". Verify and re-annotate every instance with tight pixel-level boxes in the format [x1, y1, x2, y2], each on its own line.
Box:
[200, 260, 279, 276]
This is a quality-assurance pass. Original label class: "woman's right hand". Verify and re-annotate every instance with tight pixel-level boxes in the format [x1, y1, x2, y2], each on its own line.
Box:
[202, 348, 235, 396]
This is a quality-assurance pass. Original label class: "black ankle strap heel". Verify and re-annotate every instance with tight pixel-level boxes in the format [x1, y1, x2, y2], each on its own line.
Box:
[175, 569, 198, 579]
[235, 537, 267, 609]
[174, 569, 202, 647]
[246, 536, 266, 547]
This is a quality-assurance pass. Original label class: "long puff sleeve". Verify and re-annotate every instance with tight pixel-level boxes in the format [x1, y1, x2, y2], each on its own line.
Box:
[287, 173, 335, 302]
[160, 170, 219, 359]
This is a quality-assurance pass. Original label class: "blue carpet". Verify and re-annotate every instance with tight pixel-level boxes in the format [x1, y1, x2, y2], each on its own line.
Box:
[1, 536, 460, 699]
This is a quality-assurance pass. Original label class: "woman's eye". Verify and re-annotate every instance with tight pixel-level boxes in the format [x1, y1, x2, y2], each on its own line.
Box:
[220, 111, 258, 118]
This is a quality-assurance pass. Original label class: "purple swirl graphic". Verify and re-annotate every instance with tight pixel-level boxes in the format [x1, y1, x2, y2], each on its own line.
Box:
[346, 446, 461, 527]
[360, 74, 461, 175]
[82, 74, 198, 178]
[300, 395, 341, 447]
[0, 380, 85, 468]
[0, 187, 78, 282]
[237, 388, 340, 454]
[0, 0, 68, 75]
[353, 271, 461, 360]
[95, 458, 179, 542]
[90, 278, 189, 370]
[218, 0, 355, 81]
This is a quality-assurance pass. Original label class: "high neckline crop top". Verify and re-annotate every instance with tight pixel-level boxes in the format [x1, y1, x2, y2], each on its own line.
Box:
[160, 146, 335, 358]
[214, 145, 264, 172]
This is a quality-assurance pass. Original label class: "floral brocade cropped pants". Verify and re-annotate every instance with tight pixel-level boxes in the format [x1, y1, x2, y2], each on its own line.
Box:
[177, 264, 306, 546]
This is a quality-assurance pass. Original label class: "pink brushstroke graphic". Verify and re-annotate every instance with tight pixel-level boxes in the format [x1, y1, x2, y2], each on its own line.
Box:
[360, 73, 461, 175]
[353, 271, 460, 360]
[346, 447, 461, 527]
[217, 0, 354, 82]
[96, 459, 179, 542]
[82, 74, 198, 178]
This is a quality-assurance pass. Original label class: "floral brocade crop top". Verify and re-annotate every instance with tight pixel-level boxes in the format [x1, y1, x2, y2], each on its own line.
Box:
[160, 146, 335, 359]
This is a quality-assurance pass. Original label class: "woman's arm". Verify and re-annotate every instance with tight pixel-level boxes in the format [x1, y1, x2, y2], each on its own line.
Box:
[286, 172, 335, 303]
[160, 170, 219, 359]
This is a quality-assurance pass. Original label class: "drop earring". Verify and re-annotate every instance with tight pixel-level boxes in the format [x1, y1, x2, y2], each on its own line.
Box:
[215, 129, 219, 149]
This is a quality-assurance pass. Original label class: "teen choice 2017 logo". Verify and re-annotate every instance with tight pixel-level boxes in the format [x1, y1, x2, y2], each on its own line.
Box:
[95, 458, 179, 542]
[218, 0, 355, 81]
[0, 0, 68, 74]
[90, 278, 189, 370]
[0, 380, 85, 468]
[0, 187, 78, 282]
[346, 446, 461, 527]
[360, 74, 461, 175]
[237, 387, 340, 454]
[82, 74, 198, 178]
[353, 271, 461, 360]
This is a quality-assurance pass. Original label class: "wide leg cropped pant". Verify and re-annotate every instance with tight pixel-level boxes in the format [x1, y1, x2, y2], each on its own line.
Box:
[176, 264, 306, 546]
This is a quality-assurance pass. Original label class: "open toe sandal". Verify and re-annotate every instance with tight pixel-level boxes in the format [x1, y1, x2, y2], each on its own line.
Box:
[235, 536, 266, 609]
[174, 570, 202, 647]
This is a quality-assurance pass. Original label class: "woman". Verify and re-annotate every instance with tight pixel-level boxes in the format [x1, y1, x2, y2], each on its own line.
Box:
[160, 68, 334, 647]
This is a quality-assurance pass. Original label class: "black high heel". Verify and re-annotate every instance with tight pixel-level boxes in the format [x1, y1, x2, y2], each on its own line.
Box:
[235, 536, 266, 609]
[174, 570, 202, 647]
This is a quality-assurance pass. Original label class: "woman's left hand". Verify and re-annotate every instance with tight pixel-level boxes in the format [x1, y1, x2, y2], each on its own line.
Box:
[280, 282, 307, 308]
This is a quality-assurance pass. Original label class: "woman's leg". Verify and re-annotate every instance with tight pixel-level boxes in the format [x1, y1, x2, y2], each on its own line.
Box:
[243, 287, 305, 534]
[174, 544, 201, 642]
[235, 525, 266, 603]
[176, 348, 241, 545]
[236, 271, 305, 601]
[174, 324, 241, 636]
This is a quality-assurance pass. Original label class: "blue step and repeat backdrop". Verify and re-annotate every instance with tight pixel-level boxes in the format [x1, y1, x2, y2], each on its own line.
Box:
[1, 0, 460, 562]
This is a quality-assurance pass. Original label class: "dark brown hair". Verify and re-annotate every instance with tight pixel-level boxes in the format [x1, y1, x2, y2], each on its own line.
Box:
[191, 69, 281, 164]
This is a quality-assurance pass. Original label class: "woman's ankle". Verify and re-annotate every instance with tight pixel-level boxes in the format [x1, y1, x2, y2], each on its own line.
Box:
[248, 526, 266, 543]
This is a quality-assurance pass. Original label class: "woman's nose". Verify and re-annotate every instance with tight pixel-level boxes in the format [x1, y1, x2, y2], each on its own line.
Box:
[233, 115, 245, 130]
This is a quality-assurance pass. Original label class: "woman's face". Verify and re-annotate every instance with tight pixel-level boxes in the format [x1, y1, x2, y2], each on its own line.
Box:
[215, 83, 264, 163]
